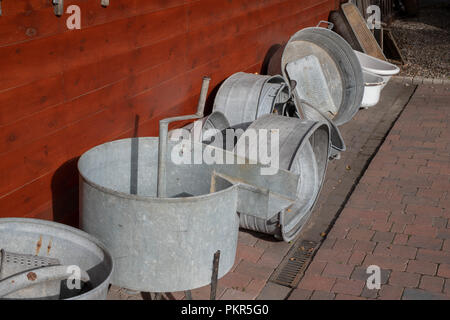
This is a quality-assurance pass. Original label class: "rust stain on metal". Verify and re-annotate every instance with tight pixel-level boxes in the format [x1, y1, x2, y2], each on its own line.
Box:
[27, 272, 37, 281]
[47, 239, 52, 255]
[36, 236, 42, 255]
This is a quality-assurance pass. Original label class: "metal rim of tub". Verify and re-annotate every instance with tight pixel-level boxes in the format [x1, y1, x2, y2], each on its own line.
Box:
[235, 115, 331, 242]
[281, 27, 364, 126]
[0, 218, 113, 300]
[213, 72, 289, 126]
[78, 137, 240, 292]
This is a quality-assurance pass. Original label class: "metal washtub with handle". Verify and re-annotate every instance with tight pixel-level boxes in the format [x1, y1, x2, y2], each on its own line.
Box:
[0, 218, 113, 300]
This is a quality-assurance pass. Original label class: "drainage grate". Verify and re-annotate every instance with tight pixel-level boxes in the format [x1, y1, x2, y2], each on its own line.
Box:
[269, 240, 319, 288]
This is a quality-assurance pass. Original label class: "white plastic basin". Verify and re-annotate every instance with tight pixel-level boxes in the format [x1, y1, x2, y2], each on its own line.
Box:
[354, 50, 400, 88]
[361, 71, 385, 108]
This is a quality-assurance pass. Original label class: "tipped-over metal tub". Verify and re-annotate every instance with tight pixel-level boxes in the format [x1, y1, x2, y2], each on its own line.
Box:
[0, 218, 113, 300]
[78, 138, 240, 293]
[281, 26, 364, 126]
[235, 115, 330, 241]
[213, 72, 290, 126]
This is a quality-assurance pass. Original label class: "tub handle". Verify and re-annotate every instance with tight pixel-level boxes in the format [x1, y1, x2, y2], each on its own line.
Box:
[317, 20, 334, 30]
[157, 77, 211, 197]
[0, 265, 90, 298]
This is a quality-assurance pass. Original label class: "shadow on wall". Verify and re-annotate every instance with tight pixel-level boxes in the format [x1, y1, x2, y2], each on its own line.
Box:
[261, 43, 284, 75]
[51, 157, 80, 228]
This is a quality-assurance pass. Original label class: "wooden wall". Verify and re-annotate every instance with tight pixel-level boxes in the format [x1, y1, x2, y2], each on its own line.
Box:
[0, 0, 336, 226]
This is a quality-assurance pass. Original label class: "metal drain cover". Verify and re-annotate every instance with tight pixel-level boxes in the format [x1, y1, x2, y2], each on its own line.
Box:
[269, 240, 318, 288]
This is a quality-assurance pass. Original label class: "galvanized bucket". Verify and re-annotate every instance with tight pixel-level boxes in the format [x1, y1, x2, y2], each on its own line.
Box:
[0, 218, 113, 300]
[213, 72, 290, 126]
[235, 115, 331, 242]
[281, 26, 364, 126]
[79, 138, 240, 293]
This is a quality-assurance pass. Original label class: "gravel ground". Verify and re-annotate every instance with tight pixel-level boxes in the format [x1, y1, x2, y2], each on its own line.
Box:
[391, 3, 450, 79]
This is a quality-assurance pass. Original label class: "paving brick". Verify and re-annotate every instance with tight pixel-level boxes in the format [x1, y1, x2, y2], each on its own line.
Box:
[304, 260, 327, 276]
[389, 271, 421, 288]
[322, 262, 354, 279]
[363, 254, 409, 271]
[335, 293, 366, 300]
[257, 251, 285, 269]
[445, 279, 450, 295]
[437, 264, 450, 278]
[347, 228, 375, 241]
[333, 238, 356, 251]
[236, 244, 265, 263]
[245, 279, 267, 297]
[288, 288, 312, 300]
[354, 240, 376, 253]
[379, 285, 404, 300]
[257, 282, 291, 300]
[310, 290, 336, 300]
[372, 231, 396, 243]
[389, 213, 415, 224]
[419, 276, 444, 293]
[444, 240, 450, 252]
[237, 231, 258, 247]
[233, 260, 273, 281]
[371, 220, 393, 232]
[437, 229, 450, 240]
[402, 288, 448, 300]
[332, 278, 365, 296]
[393, 234, 409, 245]
[219, 271, 252, 290]
[416, 249, 450, 264]
[361, 287, 379, 299]
[408, 235, 443, 250]
[297, 274, 336, 292]
[220, 288, 256, 300]
[373, 243, 417, 259]
[313, 248, 352, 264]
[407, 260, 438, 276]
[391, 223, 406, 233]
[348, 251, 366, 265]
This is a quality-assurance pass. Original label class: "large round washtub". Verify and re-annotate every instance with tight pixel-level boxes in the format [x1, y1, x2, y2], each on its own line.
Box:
[78, 137, 239, 293]
[0, 218, 113, 300]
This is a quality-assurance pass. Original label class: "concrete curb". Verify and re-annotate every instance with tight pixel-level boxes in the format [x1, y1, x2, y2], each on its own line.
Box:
[394, 75, 450, 86]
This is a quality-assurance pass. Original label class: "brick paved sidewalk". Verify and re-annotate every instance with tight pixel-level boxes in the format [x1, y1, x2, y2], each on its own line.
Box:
[292, 84, 450, 300]
[108, 79, 422, 300]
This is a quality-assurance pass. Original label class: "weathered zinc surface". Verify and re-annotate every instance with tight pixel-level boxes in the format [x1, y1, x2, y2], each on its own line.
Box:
[0, 0, 336, 225]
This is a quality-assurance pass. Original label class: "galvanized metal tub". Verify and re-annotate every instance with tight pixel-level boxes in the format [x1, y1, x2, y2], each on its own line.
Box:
[78, 138, 240, 293]
[0, 218, 113, 300]
[281, 27, 364, 126]
[235, 115, 330, 241]
[213, 72, 290, 126]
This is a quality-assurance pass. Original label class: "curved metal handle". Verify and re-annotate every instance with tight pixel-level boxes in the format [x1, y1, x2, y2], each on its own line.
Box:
[316, 20, 334, 30]
[0, 265, 90, 298]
